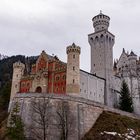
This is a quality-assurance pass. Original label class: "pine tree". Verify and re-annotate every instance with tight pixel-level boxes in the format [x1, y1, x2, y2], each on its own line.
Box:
[7, 102, 25, 140]
[0, 82, 11, 110]
[119, 80, 133, 113]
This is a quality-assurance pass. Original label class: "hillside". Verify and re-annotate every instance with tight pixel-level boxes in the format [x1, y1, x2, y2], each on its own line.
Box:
[0, 55, 38, 127]
[0, 55, 38, 101]
[0, 55, 38, 87]
[1, 110, 140, 140]
[82, 111, 140, 140]
[0, 55, 38, 139]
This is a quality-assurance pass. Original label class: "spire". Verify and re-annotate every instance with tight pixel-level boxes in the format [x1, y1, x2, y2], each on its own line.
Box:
[123, 48, 125, 53]
[72, 42, 76, 47]
[129, 50, 137, 56]
[113, 59, 117, 69]
[100, 10, 102, 14]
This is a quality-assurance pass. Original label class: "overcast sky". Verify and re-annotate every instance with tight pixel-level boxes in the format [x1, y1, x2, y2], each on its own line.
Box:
[0, 0, 140, 72]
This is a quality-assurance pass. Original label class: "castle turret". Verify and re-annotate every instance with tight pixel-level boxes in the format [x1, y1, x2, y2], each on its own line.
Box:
[66, 43, 81, 94]
[88, 12, 115, 106]
[128, 51, 137, 76]
[128, 51, 137, 68]
[9, 61, 25, 111]
[92, 11, 110, 32]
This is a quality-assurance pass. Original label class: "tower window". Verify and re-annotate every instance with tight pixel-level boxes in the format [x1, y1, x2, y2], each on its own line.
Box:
[73, 79, 75, 84]
[27, 83, 30, 87]
[90, 37, 93, 42]
[73, 66, 75, 71]
[56, 76, 60, 81]
[73, 54, 75, 59]
[63, 75, 66, 80]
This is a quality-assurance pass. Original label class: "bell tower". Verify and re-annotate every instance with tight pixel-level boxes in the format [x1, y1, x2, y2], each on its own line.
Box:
[88, 12, 115, 106]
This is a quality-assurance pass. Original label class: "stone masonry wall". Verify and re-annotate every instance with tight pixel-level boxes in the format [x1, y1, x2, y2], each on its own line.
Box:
[10, 93, 140, 140]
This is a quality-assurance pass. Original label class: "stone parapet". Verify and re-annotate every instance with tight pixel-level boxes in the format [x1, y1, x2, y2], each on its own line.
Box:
[15, 93, 140, 119]
[10, 93, 140, 139]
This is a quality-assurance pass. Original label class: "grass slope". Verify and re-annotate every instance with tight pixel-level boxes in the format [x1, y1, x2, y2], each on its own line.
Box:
[82, 111, 140, 140]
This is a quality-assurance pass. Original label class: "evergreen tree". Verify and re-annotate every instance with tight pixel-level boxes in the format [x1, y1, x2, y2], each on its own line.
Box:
[0, 82, 11, 110]
[7, 102, 25, 140]
[119, 80, 133, 113]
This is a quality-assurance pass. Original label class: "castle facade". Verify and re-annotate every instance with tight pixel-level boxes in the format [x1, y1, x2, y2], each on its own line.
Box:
[9, 12, 140, 115]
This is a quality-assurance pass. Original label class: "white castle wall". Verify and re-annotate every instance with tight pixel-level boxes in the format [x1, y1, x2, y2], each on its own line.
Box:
[112, 75, 140, 115]
[124, 77, 140, 115]
[80, 70, 105, 104]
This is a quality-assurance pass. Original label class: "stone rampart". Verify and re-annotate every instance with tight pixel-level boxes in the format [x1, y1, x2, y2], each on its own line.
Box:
[10, 93, 140, 140]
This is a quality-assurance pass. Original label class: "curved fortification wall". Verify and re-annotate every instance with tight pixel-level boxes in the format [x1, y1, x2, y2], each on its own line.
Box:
[10, 93, 140, 140]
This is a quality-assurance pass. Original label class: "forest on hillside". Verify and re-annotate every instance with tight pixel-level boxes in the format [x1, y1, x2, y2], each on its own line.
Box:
[0, 55, 38, 116]
[0, 55, 38, 139]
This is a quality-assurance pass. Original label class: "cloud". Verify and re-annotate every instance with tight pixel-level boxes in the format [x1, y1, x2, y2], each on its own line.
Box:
[0, 0, 140, 71]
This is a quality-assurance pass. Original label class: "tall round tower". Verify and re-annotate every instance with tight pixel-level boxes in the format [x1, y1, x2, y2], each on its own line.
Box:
[66, 43, 81, 94]
[9, 61, 25, 110]
[88, 11, 115, 107]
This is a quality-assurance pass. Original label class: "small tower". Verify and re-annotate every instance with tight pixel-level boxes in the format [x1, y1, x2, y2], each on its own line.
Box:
[66, 43, 81, 94]
[128, 51, 137, 68]
[9, 61, 25, 110]
[128, 51, 137, 76]
[88, 12, 115, 106]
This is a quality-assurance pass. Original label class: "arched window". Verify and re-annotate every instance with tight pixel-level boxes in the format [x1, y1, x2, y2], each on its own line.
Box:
[100, 34, 104, 42]
[95, 36, 99, 42]
[90, 37, 93, 42]
[109, 37, 111, 44]
[35, 86, 42, 93]
[106, 35, 108, 42]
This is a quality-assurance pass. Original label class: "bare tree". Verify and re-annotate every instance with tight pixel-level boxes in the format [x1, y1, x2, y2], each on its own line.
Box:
[56, 101, 73, 140]
[29, 95, 52, 140]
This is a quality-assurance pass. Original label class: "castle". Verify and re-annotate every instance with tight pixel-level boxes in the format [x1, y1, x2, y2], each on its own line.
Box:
[9, 12, 140, 115]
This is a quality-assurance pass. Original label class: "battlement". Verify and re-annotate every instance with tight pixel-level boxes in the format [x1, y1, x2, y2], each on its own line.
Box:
[66, 43, 81, 54]
[13, 61, 25, 69]
[92, 11, 110, 32]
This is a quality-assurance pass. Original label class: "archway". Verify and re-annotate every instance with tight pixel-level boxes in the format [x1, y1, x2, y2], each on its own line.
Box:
[35, 86, 42, 93]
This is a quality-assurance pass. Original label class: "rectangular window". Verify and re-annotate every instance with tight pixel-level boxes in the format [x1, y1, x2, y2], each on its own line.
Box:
[73, 66, 75, 71]
[73, 79, 75, 84]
